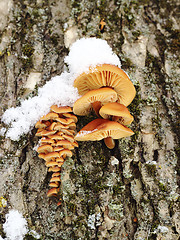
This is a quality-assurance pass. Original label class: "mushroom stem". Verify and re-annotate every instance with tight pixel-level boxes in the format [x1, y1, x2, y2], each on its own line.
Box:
[91, 101, 101, 117]
[104, 137, 115, 149]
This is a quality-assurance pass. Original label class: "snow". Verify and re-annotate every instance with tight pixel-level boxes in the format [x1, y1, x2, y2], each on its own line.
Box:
[2, 37, 121, 141]
[64, 37, 121, 76]
[75, 129, 98, 138]
[2, 210, 28, 240]
[2, 72, 79, 141]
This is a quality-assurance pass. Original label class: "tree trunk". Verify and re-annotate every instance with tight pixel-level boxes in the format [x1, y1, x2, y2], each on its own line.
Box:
[0, 0, 179, 239]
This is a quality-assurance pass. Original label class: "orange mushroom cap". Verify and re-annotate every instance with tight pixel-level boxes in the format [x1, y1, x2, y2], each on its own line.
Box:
[59, 149, 73, 158]
[99, 102, 134, 125]
[35, 121, 48, 129]
[50, 176, 61, 182]
[63, 113, 78, 123]
[75, 118, 134, 141]
[52, 172, 61, 177]
[48, 166, 61, 172]
[40, 138, 55, 145]
[47, 188, 58, 197]
[37, 144, 53, 153]
[50, 105, 72, 113]
[40, 112, 59, 121]
[49, 182, 59, 187]
[36, 130, 57, 137]
[73, 87, 117, 116]
[74, 64, 136, 106]
[44, 152, 60, 161]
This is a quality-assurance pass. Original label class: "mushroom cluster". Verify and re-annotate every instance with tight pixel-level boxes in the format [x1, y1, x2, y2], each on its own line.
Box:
[73, 64, 136, 149]
[35, 105, 78, 204]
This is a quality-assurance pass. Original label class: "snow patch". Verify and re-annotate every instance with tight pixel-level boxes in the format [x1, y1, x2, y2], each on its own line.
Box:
[2, 72, 79, 140]
[76, 129, 98, 138]
[3, 210, 28, 240]
[65, 37, 121, 76]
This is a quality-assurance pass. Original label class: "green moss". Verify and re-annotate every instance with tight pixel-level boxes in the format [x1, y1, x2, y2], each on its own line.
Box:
[22, 43, 34, 57]
[24, 234, 39, 240]
[146, 164, 157, 176]
[158, 182, 167, 192]
[97, 0, 107, 18]
[169, 30, 180, 53]
[113, 182, 124, 195]
[66, 202, 77, 213]
[32, 9, 40, 19]
[123, 3, 136, 30]
[22, 43, 34, 70]
[50, 34, 59, 46]
[132, 30, 141, 39]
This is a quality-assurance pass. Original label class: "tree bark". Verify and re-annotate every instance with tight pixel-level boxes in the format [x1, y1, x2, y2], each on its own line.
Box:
[0, 0, 179, 239]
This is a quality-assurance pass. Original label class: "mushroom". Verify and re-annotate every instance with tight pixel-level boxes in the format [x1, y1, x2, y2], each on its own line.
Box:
[99, 102, 134, 125]
[73, 87, 117, 116]
[35, 121, 50, 129]
[35, 130, 57, 137]
[73, 64, 136, 107]
[47, 188, 58, 197]
[40, 138, 55, 145]
[50, 105, 72, 114]
[75, 118, 134, 149]
[63, 113, 78, 123]
[35, 105, 78, 205]
[40, 112, 59, 121]
[37, 144, 53, 153]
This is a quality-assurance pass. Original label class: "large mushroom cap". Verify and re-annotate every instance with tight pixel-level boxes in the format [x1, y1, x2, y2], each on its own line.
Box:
[75, 118, 134, 141]
[99, 102, 134, 125]
[73, 87, 117, 116]
[74, 64, 136, 106]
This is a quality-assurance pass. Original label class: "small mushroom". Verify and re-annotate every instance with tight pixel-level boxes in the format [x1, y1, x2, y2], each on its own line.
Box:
[63, 113, 78, 123]
[47, 188, 58, 197]
[35, 121, 49, 129]
[49, 182, 59, 187]
[40, 138, 55, 145]
[40, 112, 59, 121]
[48, 166, 61, 172]
[50, 105, 72, 113]
[52, 172, 61, 177]
[75, 118, 134, 149]
[99, 102, 134, 125]
[50, 176, 61, 182]
[59, 149, 73, 158]
[73, 87, 117, 116]
[44, 152, 60, 161]
[35, 130, 57, 137]
[37, 144, 53, 153]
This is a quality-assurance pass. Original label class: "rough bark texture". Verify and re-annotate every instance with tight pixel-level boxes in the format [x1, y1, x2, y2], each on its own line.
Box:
[0, 0, 179, 239]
